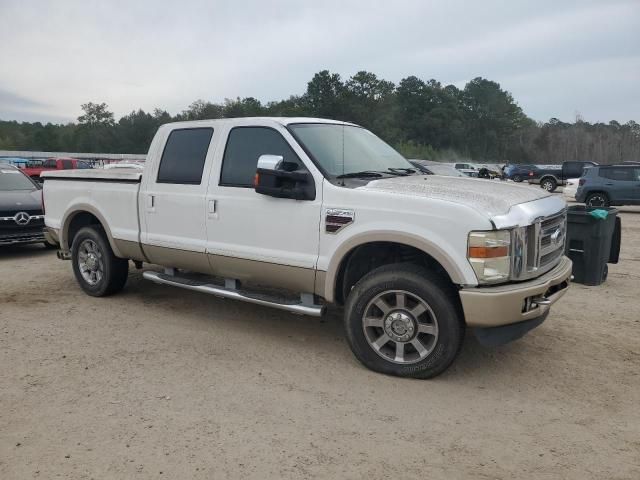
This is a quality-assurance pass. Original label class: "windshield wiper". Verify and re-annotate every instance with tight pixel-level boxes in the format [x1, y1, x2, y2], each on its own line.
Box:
[335, 171, 385, 179]
[387, 167, 417, 175]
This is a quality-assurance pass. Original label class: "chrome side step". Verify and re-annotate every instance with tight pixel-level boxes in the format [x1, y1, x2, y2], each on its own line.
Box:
[142, 271, 325, 317]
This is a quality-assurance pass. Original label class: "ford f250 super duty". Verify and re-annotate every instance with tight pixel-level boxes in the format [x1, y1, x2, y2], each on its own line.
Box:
[42, 117, 572, 378]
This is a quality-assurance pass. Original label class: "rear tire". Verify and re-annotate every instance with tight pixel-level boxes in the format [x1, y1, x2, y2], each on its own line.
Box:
[344, 263, 464, 379]
[541, 177, 557, 192]
[71, 226, 128, 297]
[585, 192, 610, 207]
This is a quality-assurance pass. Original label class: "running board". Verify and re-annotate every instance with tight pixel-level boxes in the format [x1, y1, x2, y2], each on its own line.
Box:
[142, 271, 325, 317]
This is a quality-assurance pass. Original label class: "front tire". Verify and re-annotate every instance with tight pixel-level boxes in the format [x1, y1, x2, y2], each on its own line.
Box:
[512, 174, 522, 182]
[344, 264, 464, 379]
[71, 226, 128, 297]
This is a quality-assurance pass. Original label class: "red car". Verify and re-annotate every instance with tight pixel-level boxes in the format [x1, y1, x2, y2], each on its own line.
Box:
[22, 157, 92, 181]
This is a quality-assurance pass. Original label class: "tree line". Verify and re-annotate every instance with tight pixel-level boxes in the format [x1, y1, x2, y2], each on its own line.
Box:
[1, 70, 638, 164]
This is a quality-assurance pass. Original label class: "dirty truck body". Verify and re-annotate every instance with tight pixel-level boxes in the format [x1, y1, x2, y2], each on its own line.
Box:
[43, 117, 572, 378]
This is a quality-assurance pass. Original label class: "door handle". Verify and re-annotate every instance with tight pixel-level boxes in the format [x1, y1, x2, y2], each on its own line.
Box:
[146, 194, 155, 211]
[207, 199, 218, 219]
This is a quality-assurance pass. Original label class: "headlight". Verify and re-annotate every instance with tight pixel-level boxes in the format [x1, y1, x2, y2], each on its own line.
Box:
[468, 230, 511, 284]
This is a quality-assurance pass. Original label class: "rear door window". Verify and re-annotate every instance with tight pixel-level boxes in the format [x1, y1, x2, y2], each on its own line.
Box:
[157, 128, 214, 184]
[600, 167, 634, 181]
[220, 127, 303, 187]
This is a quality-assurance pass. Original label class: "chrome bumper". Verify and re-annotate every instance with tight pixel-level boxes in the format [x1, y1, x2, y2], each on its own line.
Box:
[459, 256, 572, 328]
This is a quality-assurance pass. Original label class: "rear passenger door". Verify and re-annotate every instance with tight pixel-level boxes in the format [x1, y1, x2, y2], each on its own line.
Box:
[140, 127, 217, 271]
[600, 167, 636, 203]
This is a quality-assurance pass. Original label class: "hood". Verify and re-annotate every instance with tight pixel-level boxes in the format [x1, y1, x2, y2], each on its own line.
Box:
[359, 175, 551, 217]
[0, 188, 43, 212]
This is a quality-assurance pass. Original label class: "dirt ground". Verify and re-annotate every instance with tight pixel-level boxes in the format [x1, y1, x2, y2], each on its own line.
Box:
[1, 205, 639, 480]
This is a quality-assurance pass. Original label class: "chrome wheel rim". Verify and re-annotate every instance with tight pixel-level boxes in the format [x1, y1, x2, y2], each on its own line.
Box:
[542, 181, 554, 191]
[78, 239, 104, 286]
[587, 194, 606, 207]
[362, 290, 439, 365]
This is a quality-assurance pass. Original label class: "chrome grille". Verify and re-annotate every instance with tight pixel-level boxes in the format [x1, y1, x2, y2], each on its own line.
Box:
[511, 209, 566, 281]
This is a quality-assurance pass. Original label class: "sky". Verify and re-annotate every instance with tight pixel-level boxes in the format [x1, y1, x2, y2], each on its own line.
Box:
[1, 0, 638, 125]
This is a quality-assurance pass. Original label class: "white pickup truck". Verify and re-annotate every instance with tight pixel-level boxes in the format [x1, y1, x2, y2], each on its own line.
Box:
[43, 117, 572, 378]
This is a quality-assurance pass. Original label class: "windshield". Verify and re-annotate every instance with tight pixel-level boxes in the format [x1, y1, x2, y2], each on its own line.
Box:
[289, 123, 413, 176]
[0, 169, 37, 191]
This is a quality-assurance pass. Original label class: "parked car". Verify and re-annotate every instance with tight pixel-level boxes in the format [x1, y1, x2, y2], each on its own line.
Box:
[504, 164, 538, 182]
[453, 162, 479, 177]
[528, 161, 597, 192]
[43, 117, 571, 379]
[563, 178, 580, 201]
[409, 160, 467, 177]
[477, 164, 503, 179]
[575, 165, 640, 207]
[0, 165, 55, 248]
[0, 157, 30, 168]
[23, 157, 93, 181]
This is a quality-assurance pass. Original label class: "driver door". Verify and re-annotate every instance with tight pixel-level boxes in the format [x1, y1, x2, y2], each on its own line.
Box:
[204, 124, 323, 293]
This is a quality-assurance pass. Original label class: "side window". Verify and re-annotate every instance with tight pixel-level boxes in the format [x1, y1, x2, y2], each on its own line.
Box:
[44, 159, 56, 168]
[61, 160, 73, 169]
[600, 168, 633, 181]
[157, 128, 214, 184]
[220, 127, 303, 187]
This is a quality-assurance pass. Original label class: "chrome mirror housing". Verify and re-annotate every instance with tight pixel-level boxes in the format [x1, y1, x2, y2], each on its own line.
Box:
[257, 154, 284, 171]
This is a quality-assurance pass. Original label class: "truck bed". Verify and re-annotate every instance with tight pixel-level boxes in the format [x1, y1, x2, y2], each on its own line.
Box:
[42, 168, 143, 183]
[43, 168, 143, 251]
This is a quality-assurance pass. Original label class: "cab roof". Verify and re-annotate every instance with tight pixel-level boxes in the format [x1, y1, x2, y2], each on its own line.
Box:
[160, 117, 359, 129]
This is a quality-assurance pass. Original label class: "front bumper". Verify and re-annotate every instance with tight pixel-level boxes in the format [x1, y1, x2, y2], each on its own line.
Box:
[0, 231, 46, 246]
[459, 256, 572, 328]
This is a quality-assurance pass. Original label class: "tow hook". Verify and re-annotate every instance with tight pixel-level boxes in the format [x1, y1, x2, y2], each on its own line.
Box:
[531, 296, 552, 306]
[56, 250, 71, 261]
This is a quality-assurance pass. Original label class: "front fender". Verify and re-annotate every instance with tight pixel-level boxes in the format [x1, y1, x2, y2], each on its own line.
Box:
[320, 228, 478, 303]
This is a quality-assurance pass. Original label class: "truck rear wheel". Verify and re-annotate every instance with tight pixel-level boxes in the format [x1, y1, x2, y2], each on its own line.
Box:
[344, 264, 464, 379]
[541, 177, 557, 192]
[71, 226, 128, 297]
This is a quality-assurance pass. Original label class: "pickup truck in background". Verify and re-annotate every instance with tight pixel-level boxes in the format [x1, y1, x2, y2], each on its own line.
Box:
[23, 157, 93, 181]
[528, 161, 597, 192]
[43, 117, 572, 379]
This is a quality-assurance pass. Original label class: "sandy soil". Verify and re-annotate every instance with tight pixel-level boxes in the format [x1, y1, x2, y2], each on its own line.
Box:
[1, 207, 639, 479]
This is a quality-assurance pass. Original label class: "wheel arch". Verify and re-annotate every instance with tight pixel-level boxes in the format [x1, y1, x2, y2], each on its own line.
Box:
[322, 233, 468, 304]
[60, 205, 123, 258]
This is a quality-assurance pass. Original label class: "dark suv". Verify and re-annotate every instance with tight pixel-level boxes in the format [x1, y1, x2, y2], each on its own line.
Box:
[0, 165, 53, 247]
[575, 165, 640, 207]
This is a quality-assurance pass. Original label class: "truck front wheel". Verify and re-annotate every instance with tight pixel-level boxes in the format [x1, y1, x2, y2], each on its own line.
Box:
[71, 226, 128, 297]
[344, 264, 464, 379]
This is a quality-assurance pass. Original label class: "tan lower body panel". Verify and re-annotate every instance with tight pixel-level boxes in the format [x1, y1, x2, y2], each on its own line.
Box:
[136, 244, 316, 294]
[208, 254, 316, 293]
[113, 239, 147, 262]
[143, 244, 212, 274]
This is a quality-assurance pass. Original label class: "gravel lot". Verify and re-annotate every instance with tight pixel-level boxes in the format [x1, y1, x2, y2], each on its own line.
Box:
[1, 205, 639, 479]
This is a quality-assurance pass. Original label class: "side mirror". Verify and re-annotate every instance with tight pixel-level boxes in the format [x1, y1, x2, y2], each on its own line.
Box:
[254, 154, 315, 201]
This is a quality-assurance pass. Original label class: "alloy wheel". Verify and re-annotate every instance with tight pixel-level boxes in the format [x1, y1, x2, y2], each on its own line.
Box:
[362, 290, 439, 364]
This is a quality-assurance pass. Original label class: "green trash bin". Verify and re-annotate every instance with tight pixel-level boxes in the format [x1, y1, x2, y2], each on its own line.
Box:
[564, 206, 621, 286]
